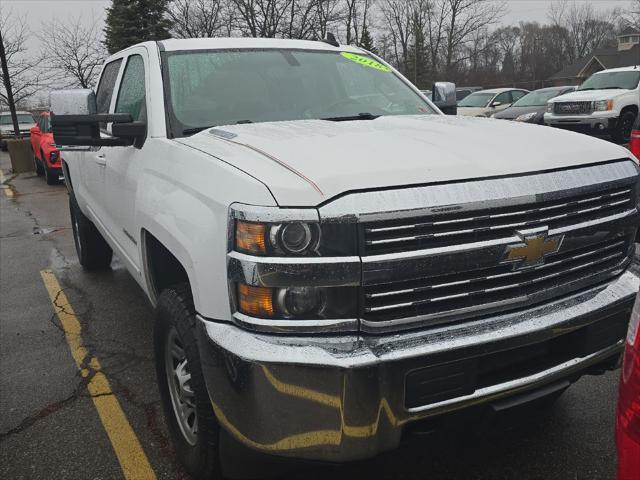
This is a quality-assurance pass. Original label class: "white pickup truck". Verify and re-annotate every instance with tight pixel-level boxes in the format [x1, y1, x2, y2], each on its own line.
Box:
[545, 66, 640, 143]
[51, 38, 640, 479]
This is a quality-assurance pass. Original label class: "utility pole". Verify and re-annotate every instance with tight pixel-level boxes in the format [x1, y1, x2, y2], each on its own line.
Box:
[0, 26, 20, 138]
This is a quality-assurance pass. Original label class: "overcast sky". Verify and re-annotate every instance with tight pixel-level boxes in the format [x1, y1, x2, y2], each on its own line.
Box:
[3, 0, 635, 45]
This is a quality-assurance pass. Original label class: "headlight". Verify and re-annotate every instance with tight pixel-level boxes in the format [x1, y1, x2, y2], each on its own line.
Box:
[270, 222, 318, 254]
[546, 103, 553, 113]
[229, 206, 359, 325]
[514, 112, 538, 123]
[236, 283, 356, 320]
[594, 99, 613, 111]
[234, 218, 356, 257]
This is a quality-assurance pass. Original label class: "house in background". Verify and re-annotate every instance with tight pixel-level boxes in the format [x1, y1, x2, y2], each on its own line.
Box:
[548, 27, 640, 86]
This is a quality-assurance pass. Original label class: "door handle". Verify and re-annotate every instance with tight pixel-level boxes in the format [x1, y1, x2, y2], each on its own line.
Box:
[95, 153, 107, 166]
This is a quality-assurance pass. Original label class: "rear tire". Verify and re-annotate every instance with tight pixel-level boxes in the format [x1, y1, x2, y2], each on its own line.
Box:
[69, 194, 112, 270]
[154, 285, 222, 480]
[613, 110, 636, 144]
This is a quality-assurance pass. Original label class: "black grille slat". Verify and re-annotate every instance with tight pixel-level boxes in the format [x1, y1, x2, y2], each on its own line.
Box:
[554, 101, 593, 115]
[362, 185, 634, 255]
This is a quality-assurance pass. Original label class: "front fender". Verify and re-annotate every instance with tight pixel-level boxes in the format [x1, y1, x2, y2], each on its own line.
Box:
[136, 139, 277, 319]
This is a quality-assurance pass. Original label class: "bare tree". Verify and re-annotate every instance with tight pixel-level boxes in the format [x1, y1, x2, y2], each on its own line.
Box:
[621, 0, 640, 30]
[313, 0, 343, 39]
[343, 0, 373, 45]
[0, 12, 40, 108]
[167, 0, 226, 38]
[549, 0, 617, 63]
[37, 17, 106, 89]
[380, 0, 412, 73]
[232, 0, 294, 37]
[441, 0, 505, 75]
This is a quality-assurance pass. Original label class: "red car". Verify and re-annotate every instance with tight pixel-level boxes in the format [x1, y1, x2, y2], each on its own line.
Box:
[30, 112, 63, 185]
[617, 291, 640, 480]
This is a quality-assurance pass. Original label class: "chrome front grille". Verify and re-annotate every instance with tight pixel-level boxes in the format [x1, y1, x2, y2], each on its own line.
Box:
[362, 237, 632, 325]
[318, 160, 639, 332]
[554, 101, 593, 115]
[362, 184, 634, 255]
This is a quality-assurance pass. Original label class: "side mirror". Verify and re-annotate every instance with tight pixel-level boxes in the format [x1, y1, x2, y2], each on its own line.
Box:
[50, 89, 146, 149]
[431, 81, 457, 115]
[491, 101, 502, 108]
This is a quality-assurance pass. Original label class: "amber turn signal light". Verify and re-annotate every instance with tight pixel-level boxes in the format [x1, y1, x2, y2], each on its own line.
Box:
[237, 284, 274, 317]
[236, 221, 266, 254]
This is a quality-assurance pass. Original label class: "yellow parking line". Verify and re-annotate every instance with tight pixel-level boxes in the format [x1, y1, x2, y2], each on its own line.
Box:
[40, 270, 156, 480]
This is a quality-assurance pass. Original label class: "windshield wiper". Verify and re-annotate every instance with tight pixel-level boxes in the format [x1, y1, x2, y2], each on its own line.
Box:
[322, 112, 380, 122]
[182, 125, 215, 135]
[182, 120, 254, 136]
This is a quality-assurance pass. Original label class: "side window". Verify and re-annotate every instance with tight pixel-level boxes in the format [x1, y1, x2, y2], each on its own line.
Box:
[95, 59, 123, 115]
[512, 90, 526, 102]
[115, 55, 146, 122]
[494, 92, 512, 105]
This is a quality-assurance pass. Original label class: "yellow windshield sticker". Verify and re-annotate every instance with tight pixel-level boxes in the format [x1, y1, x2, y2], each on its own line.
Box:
[341, 53, 391, 72]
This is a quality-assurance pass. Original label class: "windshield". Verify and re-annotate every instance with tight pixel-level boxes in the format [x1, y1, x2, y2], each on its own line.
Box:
[578, 71, 640, 91]
[513, 88, 571, 107]
[0, 114, 34, 125]
[164, 49, 435, 135]
[457, 92, 494, 107]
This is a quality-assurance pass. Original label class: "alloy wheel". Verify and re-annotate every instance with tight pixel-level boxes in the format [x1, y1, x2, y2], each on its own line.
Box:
[165, 327, 198, 446]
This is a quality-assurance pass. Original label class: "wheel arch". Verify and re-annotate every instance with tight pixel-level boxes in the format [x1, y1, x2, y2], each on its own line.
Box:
[141, 229, 195, 307]
[621, 104, 638, 116]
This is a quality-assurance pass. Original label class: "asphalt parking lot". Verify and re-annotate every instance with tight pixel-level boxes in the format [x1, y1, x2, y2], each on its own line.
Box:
[0, 149, 624, 479]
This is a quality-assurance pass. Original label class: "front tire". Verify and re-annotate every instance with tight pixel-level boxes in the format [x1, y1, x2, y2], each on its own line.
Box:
[69, 194, 112, 270]
[43, 151, 58, 185]
[33, 147, 44, 176]
[154, 285, 222, 480]
[613, 110, 636, 144]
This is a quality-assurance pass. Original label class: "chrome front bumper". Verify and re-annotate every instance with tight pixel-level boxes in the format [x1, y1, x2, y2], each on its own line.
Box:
[197, 264, 640, 462]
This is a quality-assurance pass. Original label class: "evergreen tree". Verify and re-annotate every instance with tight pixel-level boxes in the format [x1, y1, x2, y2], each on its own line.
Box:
[406, 28, 431, 89]
[358, 23, 378, 55]
[104, 0, 172, 54]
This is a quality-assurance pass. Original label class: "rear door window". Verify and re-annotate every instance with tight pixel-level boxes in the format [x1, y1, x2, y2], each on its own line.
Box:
[115, 55, 147, 122]
[512, 90, 526, 102]
[494, 92, 512, 105]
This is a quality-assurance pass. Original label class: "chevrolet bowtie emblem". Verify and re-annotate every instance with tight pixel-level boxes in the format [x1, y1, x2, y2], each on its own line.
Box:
[503, 229, 564, 269]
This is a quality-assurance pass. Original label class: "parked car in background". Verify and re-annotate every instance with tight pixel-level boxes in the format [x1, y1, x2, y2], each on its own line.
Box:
[545, 66, 640, 144]
[30, 112, 62, 185]
[455, 86, 483, 102]
[0, 111, 35, 151]
[457, 88, 529, 117]
[616, 291, 640, 480]
[421, 86, 482, 103]
[493, 86, 576, 124]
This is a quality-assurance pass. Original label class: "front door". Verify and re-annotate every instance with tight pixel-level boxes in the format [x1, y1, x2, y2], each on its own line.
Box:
[101, 50, 149, 273]
[78, 58, 123, 224]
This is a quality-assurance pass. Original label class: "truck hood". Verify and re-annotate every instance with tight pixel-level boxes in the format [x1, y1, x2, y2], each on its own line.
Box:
[178, 114, 630, 206]
[551, 89, 631, 102]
